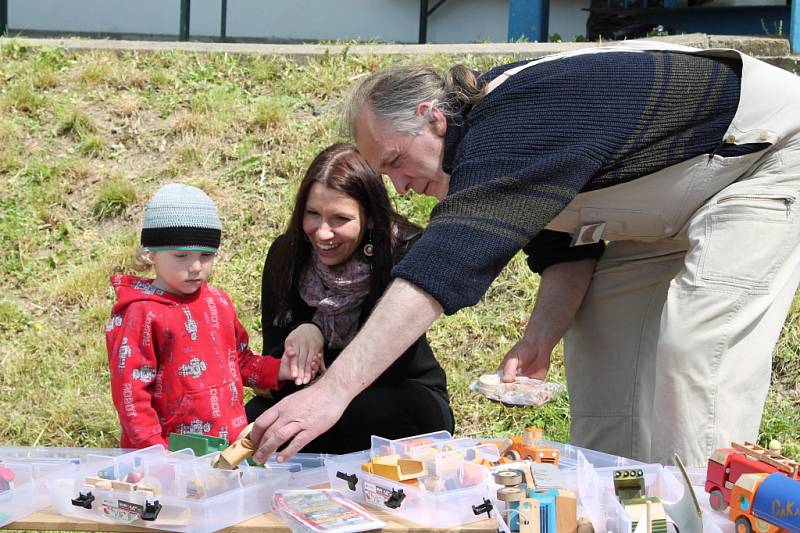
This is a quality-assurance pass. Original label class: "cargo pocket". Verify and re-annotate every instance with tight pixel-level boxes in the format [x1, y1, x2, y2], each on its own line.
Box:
[700, 191, 796, 292]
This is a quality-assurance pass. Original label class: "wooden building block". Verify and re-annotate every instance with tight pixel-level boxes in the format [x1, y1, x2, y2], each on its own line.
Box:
[556, 490, 577, 533]
[519, 498, 542, 533]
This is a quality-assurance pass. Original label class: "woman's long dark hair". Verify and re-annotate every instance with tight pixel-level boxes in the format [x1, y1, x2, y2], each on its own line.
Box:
[266, 143, 418, 326]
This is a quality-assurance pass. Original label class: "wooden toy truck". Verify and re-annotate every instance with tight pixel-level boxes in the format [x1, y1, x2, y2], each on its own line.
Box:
[728, 472, 800, 533]
[706, 441, 799, 511]
[504, 428, 561, 465]
[613, 468, 668, 533]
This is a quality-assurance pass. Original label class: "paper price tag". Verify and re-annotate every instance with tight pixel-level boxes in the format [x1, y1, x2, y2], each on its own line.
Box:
[570, 222, 606, 246]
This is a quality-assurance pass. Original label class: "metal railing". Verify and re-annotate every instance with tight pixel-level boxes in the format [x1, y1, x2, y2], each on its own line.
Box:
[179, 0, 190, 41]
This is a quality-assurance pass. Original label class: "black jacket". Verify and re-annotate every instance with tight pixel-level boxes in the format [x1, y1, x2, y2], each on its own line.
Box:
[261, 230, 449, 402]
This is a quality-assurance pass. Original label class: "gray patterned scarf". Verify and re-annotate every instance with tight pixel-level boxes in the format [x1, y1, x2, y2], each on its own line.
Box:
[298, 254, 371, 349]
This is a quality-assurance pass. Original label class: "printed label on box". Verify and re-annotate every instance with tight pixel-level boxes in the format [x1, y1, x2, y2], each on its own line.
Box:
[101, 497, 142, 523]
[363, 481, 393, 508]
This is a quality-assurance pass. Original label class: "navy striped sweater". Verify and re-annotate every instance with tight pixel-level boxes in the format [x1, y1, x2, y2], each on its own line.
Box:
[393, 51, 741, 314]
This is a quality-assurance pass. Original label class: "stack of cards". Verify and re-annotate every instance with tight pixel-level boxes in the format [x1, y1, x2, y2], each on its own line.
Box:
[273, 489, 385, 533]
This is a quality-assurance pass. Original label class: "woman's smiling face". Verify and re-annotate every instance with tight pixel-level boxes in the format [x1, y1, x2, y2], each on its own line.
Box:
[302, 182, 367, 267]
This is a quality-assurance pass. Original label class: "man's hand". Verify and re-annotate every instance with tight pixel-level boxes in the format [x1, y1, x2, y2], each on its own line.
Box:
[251, 380, 347, 463]
[501, 336, 554, 382]
[501, 258, 597, 383]
[250, 279, 442, 464]
[284, 323, 325, 385]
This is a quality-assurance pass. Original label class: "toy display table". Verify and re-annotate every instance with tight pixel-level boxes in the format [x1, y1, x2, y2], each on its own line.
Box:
[3, 505, 498, 532]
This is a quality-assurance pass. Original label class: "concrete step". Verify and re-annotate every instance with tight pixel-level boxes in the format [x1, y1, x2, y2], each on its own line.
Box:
[3, 34, 799, 74]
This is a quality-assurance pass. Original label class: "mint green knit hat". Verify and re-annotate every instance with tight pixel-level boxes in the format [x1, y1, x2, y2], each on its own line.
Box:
[141, 183, 221, 252]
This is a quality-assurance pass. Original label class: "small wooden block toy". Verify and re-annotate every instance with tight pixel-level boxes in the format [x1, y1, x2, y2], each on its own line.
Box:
[212, 423, 256, 470]
[555, 490, 577, 533]
[519, 497, 543, 533]
[577, 517, 595, 533]
[110, 480, 137, 492]
[169, 432, 228, 456]
[83, 476, 113, 490]
[361, 454, 427, 482]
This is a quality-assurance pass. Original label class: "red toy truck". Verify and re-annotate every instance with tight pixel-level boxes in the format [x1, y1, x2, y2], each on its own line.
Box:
[705, 441, 800, 511]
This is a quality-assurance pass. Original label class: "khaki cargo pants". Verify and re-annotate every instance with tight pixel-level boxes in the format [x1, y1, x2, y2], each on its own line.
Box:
[564, 133, 800, 467]
[498, 42, 800, 467]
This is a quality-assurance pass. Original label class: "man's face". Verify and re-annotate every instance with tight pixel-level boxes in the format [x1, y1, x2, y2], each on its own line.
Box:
[355, 104, 451, 201]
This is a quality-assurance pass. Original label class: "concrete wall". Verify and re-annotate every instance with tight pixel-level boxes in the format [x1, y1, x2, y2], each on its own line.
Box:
[7, 0, 593, 43]
[8, 0, 180, 36]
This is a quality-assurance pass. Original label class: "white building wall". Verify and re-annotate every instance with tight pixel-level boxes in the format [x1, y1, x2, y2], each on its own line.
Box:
[7, 0, 592, 43]
[9, 0, 180, 36]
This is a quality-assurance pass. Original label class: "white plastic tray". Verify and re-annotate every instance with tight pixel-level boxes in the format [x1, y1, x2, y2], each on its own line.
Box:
[47, 445, 291, 533]
[0, 446, 125, 528]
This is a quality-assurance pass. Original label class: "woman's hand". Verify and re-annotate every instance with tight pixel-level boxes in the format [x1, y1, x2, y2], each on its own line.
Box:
[283, 323, 325, 386]
[278, 351, 323, 384]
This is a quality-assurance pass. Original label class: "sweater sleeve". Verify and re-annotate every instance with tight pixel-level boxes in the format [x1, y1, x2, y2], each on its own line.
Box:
[393, 151, 601, 315]
[106, 304, 167, 448]
[523, 229, 605, 274]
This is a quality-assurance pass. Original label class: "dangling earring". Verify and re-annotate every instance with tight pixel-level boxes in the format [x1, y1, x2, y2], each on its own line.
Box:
[362, 230, 374, 257]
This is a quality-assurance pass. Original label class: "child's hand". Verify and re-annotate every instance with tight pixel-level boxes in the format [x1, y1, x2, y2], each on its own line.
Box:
[282, 324, 325, 385]
[279, 349, 325, 385]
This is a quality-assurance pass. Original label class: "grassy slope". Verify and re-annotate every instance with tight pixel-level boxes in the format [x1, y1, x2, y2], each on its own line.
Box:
[0, 40, 797, 459]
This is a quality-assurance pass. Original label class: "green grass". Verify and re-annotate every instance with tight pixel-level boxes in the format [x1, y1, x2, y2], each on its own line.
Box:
[0, 39, 797, 463]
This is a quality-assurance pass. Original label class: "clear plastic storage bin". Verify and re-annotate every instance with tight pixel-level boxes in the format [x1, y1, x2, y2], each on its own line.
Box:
[47, 445, 291, 533]
[561, 460, 723, 533]
[270, 452, 331, 489]
[539, 440, 645, 470]
[0, 446, 125, 528]
[326, 432, 496, 529]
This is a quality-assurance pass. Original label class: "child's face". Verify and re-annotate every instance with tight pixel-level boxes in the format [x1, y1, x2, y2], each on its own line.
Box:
[149, 250, 215, 295]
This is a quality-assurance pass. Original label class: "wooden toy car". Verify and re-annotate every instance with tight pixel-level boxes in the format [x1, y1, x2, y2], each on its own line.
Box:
[504, 428, 561, 465]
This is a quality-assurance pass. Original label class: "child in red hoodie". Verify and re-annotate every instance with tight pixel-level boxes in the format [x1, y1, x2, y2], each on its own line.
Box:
[106, 183, 318, 448]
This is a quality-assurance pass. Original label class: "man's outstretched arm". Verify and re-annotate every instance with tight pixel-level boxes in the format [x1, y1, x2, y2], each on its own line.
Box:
[251, 278, 443, 463]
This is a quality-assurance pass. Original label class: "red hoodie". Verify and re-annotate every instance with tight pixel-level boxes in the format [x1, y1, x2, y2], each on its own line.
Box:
[106, 275, 282, 448]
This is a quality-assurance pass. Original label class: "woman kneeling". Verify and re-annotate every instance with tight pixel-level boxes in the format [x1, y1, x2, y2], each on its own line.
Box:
[245, 143, 454, 453]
